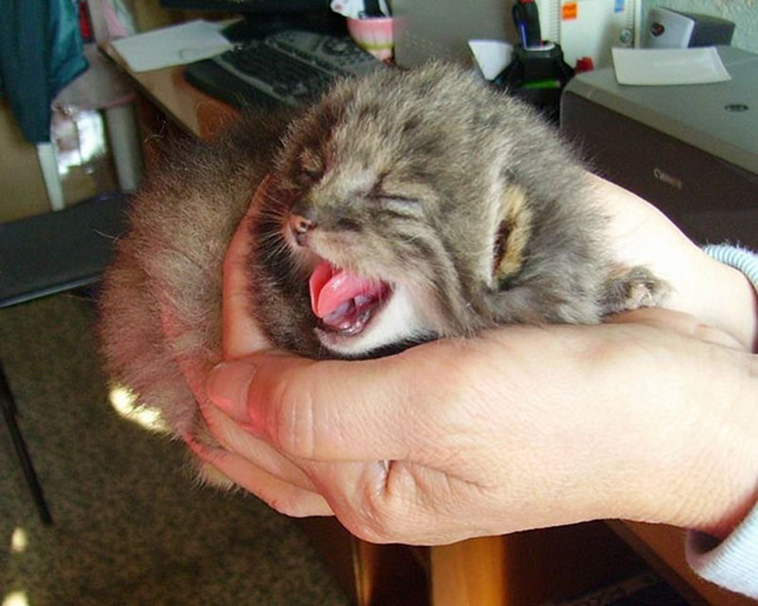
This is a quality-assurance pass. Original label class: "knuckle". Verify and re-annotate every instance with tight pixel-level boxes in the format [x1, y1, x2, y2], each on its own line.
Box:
[340, 505, 397, 544]
[339, 467, 416, 544]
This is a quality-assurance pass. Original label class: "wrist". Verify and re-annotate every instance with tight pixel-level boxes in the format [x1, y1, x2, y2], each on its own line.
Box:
[679, 350, 758, 538]
[702, 245, 758, 353]
[630, 346, 758, 538]
[567, 326, 758, 538]
[666, 246, 758, 353]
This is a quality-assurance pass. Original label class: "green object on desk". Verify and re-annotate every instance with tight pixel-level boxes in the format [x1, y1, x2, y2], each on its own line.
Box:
[522, 79, 562, 90]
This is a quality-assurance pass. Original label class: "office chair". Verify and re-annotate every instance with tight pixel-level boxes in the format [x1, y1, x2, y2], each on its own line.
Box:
[0, 193, 128, 524]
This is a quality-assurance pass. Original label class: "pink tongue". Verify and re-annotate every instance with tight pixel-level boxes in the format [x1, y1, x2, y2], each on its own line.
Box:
[309, 260, 384, 319]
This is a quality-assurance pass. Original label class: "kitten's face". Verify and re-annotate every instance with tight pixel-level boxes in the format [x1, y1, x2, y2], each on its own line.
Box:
[266, 68, 509, 357]
[277, 163, 445, 357]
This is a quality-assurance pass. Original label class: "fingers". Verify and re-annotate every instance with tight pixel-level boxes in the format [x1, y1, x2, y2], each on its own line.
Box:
[200, 401, 321, 494]
[199, 395, 437, 540]
[207, 306, 746, 470]
[187, 435, 334, 517]
[223, 175, 275, 358]
[207, 348, 443, 463]
[164, 174, 334, 515]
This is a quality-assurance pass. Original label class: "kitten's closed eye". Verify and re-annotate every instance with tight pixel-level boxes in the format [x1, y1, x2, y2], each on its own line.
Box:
[369, 178, 430, 216]
[372, 193, 420, 205]
[297, 147, 325, 184]
[368, 187, 423, 210]
[374, 195, 424, 220]
[297, 169, 322, 186]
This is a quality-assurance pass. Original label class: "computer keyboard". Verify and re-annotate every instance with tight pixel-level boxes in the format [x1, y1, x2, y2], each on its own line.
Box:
[184, 30, 385, 109]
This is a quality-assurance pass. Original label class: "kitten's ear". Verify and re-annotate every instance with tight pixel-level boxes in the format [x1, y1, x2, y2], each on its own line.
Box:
[492, 183, 533, 288]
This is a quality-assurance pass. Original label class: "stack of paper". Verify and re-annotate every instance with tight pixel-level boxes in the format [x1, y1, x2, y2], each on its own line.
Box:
[111, 20, 233, 72]
[612, 47, 731, 86]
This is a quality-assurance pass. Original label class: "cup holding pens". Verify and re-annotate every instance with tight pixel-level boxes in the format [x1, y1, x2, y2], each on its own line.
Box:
[493, 43, 574, 123]
[347, 16, 394, 61]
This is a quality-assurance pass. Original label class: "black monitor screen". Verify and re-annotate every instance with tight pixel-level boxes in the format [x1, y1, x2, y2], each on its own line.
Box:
[159, 0, 338, 39]
[160, 0, 329, 12]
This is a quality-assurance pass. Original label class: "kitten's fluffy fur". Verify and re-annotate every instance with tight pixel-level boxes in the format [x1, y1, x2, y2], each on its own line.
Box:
[99, 63, 664, 444]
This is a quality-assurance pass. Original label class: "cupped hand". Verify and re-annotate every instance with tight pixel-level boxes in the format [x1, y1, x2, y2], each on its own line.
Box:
[186, 174, 758, 545]
[203, 309, 757, 544]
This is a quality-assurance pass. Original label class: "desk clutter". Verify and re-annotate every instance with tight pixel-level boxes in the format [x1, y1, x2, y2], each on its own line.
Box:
[107, 20, 385, 110]
[184, 29, 385, 109]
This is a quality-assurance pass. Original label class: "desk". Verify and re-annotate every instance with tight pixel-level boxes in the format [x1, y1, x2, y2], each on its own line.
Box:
[103, 44, 755, 606]
[101, 43, 237, 141]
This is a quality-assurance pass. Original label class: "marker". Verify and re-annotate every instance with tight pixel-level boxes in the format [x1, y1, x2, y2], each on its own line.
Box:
[522, 79, 562, 89]
[512, 0, 543, 48]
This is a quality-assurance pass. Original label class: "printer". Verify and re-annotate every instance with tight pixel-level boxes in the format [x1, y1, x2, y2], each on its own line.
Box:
[561, 46, 757, 248]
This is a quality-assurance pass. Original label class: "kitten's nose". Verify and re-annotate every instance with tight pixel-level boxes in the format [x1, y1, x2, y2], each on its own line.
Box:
[290, 213, 317, 247]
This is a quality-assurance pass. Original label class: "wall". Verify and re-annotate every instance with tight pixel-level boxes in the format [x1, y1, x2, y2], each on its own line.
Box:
[0, 101, 51, 223]
[641, 0, 758, 52]
[0, 0, 187, 224]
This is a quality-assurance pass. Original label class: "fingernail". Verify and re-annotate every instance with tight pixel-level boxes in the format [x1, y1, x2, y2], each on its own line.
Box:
[206, 361, 257, 422]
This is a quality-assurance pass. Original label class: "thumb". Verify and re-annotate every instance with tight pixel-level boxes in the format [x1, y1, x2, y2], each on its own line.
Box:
[206, 352, 422, 463]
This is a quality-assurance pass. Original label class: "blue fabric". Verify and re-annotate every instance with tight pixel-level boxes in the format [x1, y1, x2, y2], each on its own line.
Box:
[703, 244, 758, 289]
[0, 0, 89, 143]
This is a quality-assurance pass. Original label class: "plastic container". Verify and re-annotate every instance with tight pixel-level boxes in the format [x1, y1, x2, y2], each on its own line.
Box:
[346, 17, 394, 61]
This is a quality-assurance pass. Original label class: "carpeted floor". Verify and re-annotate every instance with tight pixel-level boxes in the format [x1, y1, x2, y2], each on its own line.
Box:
[0, 293, 349, 606]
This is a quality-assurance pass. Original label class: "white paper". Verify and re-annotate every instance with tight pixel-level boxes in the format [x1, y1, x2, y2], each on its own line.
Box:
[612, 47, 731, 86]
[331, 0, 365, 18]
[111, 20, 233, 72]
[468, 40, 513, 81]
[330, 0, 391, 18]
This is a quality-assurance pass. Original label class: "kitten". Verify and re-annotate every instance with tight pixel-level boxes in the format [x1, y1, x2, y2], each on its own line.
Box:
[99, 63, 665, 446]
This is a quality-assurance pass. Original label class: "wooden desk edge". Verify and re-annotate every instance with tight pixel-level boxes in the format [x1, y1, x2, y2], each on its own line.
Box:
[608, 520, 755, 605]
[100, 42, 238, 140]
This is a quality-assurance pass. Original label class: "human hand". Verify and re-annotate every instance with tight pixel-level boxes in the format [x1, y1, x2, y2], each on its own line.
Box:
[188, 175, 757, 544]
[586, 174, 757, 352]
[201, 309, 757, 544]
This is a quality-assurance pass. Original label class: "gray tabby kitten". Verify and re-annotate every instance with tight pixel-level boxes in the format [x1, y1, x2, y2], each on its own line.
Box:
[99, 63, 665, 444]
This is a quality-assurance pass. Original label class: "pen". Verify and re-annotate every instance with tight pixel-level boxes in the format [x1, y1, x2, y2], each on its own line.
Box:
[512, 0, 542, 48]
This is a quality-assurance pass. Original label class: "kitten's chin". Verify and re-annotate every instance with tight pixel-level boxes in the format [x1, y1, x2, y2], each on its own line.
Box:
[316, 287, 431, 358]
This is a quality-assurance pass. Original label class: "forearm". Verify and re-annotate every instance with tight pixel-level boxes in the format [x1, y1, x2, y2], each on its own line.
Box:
[608, 241, 758, 587]
[559, 321, 758, 539]
[589, 173, 758, 351]
[700, 244, 758, 353]
[684, 244, 758, 597]
[673, 349, 758, 539]
[690, 245, 758, 537]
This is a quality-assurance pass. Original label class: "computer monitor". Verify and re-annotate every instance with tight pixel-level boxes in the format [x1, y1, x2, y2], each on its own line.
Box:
[160, 0, 325, 11]
[159, 0, 341, 40]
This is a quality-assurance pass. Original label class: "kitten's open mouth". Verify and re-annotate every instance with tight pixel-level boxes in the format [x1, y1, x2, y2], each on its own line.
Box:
[309, 260, 392, 336]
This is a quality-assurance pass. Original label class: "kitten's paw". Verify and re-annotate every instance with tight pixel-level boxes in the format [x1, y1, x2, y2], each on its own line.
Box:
[601, 266, 670, 315]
